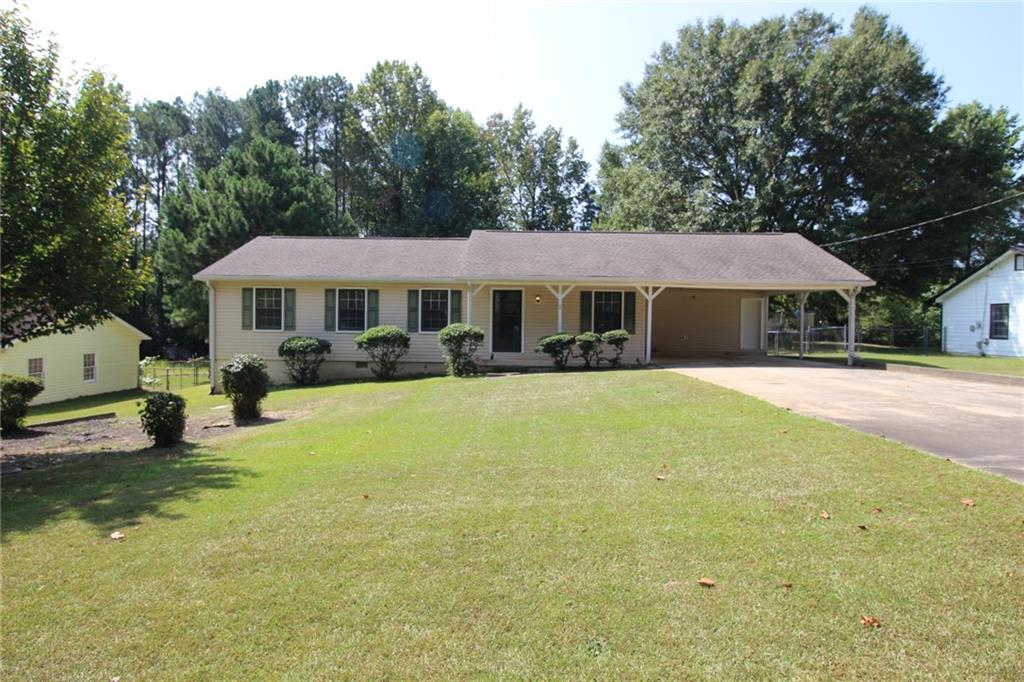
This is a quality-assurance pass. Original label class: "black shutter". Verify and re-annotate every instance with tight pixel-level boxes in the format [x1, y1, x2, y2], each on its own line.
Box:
[324, 289, 336, 331]
[367, 290, 379, 328]
[407, 290, 419, 332]
[579, 291, 592, 333]
[242, 288, 253, 330]
[623, 291, 636, 333]
[284, 289, 296, 330]
[449, 290, 462, 324]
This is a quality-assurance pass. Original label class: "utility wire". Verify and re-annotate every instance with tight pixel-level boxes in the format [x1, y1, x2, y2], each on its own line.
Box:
[821, 190, 1024, 248]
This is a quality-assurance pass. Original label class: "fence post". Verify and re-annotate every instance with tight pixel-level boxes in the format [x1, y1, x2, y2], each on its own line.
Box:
[165, 369, 170, 390]
[922, 328, 929, 354]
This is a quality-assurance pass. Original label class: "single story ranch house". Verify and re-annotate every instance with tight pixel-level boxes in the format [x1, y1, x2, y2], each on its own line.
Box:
[196, 230, 874, 387]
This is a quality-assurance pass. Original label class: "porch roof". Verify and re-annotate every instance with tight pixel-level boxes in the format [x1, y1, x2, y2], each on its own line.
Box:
[195, 230, 873, 289]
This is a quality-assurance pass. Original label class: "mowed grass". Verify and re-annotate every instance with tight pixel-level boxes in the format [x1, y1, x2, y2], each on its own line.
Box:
[799, 350, 1024, 376]
[3, 371, 1022, 679]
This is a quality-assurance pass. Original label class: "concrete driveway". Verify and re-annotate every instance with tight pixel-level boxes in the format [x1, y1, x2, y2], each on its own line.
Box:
[661, 357, 1024, 482]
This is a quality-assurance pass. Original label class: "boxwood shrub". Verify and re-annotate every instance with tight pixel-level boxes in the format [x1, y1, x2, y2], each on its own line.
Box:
[438, 323, 485, 377]
[220, 354, 271, 419]
[600, 329, 630, 367]
[0, 374, 44, 432]
[535, 333, 575, 369]
[354, 325, 410, 380]
[278, 336, 331, 385]
[139, 392, 187, 446]
[574, 331, 603, 369]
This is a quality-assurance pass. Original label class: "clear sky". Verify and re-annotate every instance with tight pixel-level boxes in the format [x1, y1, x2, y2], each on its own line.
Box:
[18, 0, 1024, 169]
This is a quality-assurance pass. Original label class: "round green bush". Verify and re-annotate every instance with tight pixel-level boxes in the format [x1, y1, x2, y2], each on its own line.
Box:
[354, 325, 410, 380]
[600, 329, 630, 367]
[278, 336, 332, 385]
[574, 331, 603, 369]
[220, 354, 271, 419]
[438, 323, 485, 377]
[139, 392, 187, 447]
[0, 374, 44, 432]
[535, 333, 575, 369]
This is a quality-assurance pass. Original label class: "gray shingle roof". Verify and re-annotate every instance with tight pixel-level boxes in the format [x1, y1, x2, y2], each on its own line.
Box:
[195, 231, 873, 287]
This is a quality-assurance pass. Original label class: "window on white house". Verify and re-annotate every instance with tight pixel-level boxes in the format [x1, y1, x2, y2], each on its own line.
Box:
[1015, 254, 1023, 271]
[337, 289, 367, 331]
[28, 357, 44, 384]
[990, 303, 1009, 340]
[83, 353, 96, 382]
[420, 290, 449, 332]
[593, 291, 624, 333]
[254, 288, 283, 330]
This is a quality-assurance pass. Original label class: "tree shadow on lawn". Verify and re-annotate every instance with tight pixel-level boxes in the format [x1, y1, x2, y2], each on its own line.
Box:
[1, 441, 257, 540]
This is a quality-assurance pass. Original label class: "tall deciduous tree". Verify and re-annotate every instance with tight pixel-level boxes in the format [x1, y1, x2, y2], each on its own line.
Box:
[1, 8, 147, 345]
[486, 105, 596, 231]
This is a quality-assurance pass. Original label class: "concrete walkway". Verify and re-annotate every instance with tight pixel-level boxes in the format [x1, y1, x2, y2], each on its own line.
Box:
[661, 357, 1024, 482]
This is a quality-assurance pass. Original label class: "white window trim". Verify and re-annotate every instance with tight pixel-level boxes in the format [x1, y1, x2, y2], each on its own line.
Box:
[1015, 254, 1024, 271]
[989, 302, 1010, 340]
[592, 290, 625, 332]
[336, 287, 369, 333]
[488, 287, 526, 354]
[28, 357, 45, 385]
[418, 288, 452, 334]
[83, 352, 97, 383]
[253, 286, 285, 332]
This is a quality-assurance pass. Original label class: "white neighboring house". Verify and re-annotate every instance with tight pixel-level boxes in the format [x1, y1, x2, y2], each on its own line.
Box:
[0, 316, 151, 404]
[936, 244, 1024, 357]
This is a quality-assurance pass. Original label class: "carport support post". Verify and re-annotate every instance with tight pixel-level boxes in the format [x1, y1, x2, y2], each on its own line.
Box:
[636, 285, 666, 365]
[544, 284, 575, 333]
[835, 287, 862, 366]
[797, 292, 808, 360]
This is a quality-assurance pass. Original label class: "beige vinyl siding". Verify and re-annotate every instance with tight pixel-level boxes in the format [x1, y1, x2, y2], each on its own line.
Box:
[651, 288, 764, 356]
[213, 281, 651, 381]
[0, 319, 144, 405]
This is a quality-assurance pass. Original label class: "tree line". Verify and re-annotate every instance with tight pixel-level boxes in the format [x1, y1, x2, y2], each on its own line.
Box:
[3, 6, 1021, 349]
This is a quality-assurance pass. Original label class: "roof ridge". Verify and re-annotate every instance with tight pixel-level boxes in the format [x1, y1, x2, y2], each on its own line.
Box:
[260, 235, 470, 241]
[471, 230, 793, 236]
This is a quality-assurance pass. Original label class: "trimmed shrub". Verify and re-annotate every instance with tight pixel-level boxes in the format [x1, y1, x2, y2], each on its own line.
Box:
[438, 323, 485, 377]
[600, 329, 630, 367]
[354, 325, 410, 380]
[574, 332, 603, 369]
[278, 336, 332, 385]
[0, 374, 44, 432]
[220, 354, 271, 419]
[139, 392, 187, 447]
[535, 334, 575, 369]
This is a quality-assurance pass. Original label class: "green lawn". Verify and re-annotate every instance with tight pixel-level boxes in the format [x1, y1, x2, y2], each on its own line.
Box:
[793, 349, 1024, 377]
[3, 371, 1022, 678]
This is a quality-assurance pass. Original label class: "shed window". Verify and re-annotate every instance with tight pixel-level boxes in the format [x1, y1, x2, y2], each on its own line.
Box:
[990, 303, 1009, 340]
[83, 353, 96, 382]
[28, 357, 44, 384]
[593, 291, 624, 333]
[1015, 254, 1023, 271]
[420, 290, 449, 332]
[254, 288, 283, 330]
[337, 289, 367, 331]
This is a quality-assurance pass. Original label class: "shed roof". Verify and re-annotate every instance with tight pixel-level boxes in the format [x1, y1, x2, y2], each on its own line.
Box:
[195, 230, 873, 288]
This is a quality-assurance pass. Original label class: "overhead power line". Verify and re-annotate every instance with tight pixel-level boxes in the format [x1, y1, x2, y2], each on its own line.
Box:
[821, 190, 1024, 248]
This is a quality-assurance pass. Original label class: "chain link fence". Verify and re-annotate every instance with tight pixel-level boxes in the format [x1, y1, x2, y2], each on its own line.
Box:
[139, 358, 211, 391]
[768, 326, 942, 356]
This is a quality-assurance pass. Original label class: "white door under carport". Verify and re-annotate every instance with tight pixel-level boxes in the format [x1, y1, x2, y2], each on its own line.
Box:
[740, 298, 764, 351]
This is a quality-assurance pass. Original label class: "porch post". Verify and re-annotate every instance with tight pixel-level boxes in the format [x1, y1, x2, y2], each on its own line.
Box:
[636, 285, 666, 365]
[797, 292, 808, 360]
[837, 287, 861, 366]
[208, 283, 216, 393]
[467, 282, 486, 327]
[544, 284, 575, 333]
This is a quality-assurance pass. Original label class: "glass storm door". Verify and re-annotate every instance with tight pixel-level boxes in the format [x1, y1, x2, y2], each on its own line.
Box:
[492, 290, 523, 353]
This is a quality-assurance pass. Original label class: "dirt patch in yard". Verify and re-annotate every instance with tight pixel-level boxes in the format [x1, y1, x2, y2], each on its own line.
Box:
[1, 410, 300, 472]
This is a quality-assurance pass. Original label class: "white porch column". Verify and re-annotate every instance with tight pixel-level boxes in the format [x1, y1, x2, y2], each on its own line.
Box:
[208, 283, 217, 393]
[466, 282, 486, 326]
[636, 285, 666, 365]
[797, 292, 808, 360]
[835, 287, 861, 366]
[544, 284, 575, 333]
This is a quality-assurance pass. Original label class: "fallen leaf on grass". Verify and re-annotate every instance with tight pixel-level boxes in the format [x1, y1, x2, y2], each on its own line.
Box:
[961, 498, 975, 507]
[782, 581, 793, 589]
[697, 577, 715, 588]
[858, 524, 868, 530]
[110, 532, 125, 541]
[820, 510, 830, 519]
[362, 494, 369, 500]
[780, 429, 788, 434]
[308, 451, 316, 456]
[860, 615, 881, 628]
[656, 475, 667, 481]
[872, 507, 882, 514]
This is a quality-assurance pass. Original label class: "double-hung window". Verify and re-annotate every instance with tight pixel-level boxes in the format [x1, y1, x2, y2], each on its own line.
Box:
[28, 357, 44, 385]
[593, 291, 624, 333]
[990, 303, 1009, 340]
[337, 289, 367, 331]
[420, 290, 449, 332]
[254, 288, 283, 331]
[83, 353, 96, 382]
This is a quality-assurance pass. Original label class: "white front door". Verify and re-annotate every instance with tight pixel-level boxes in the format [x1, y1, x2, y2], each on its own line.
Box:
[740, 298, 763, 351]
